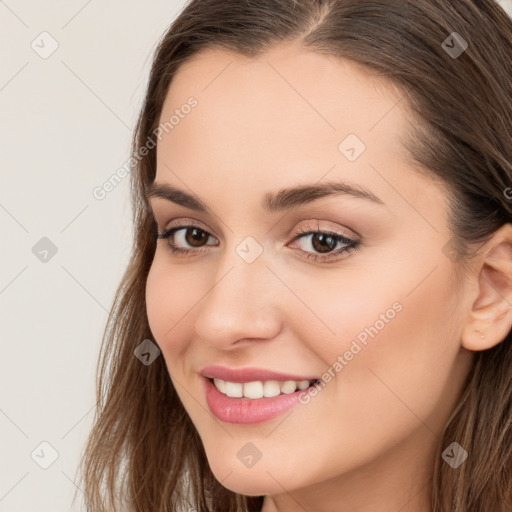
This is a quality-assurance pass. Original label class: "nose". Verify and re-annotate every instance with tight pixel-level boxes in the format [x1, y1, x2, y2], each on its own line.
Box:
[193, 249, 283, 350]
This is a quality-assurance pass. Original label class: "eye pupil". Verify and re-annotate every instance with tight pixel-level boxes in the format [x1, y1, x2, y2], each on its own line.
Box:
[186, 228, 208, 247]
[312, 233, 337, 253]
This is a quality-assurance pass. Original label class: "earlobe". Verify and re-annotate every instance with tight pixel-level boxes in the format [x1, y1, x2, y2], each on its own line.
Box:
[461, 223, 512, 352]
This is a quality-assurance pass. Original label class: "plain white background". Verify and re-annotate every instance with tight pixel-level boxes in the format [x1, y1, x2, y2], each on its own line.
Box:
[1, 1, 511, 511]
[0, 2, 188, 511]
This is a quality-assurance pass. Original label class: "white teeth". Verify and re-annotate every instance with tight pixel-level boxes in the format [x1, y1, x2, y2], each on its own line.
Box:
[212, 377, 315, 399]
[297, 380, 310, 390]
[262, 380, 281, 397]
[224, 381, 243, 398]
[213, 378, 226, 393]
[280, 380, 297, 394]
[243, 381, 264, 399]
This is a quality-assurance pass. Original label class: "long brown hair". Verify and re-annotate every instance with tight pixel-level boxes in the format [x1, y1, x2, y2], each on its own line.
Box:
[77, 1, 512, 510]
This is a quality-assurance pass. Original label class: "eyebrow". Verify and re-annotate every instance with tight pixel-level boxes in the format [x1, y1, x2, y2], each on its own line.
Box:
[145, 179, 384, 213]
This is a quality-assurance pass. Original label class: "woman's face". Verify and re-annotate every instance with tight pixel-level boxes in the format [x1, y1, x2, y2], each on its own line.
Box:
[145, 43, 475, 506]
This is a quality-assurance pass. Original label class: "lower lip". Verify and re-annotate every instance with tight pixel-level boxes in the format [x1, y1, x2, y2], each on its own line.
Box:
[204, 378, 310, 424]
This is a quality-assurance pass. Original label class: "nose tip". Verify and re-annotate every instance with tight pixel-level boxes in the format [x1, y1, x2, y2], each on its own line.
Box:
[193, 261, 282, 350]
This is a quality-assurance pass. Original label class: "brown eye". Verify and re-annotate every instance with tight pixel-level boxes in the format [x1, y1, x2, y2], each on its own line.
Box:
[310, 233, 338, 253]
[291, 230, 356, 256]
[184, 227, 209, 247]
[289, 228, 361, 263]
[156, 225, 218, 256]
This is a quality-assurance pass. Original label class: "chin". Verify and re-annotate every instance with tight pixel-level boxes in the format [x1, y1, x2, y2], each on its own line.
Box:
[216, 476, 277, 497]
[208, 461, 288, 496]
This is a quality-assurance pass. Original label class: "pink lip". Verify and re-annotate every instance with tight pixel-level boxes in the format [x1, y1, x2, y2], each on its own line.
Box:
[200, 365, 318, 383]
[203, 377, 314, 424]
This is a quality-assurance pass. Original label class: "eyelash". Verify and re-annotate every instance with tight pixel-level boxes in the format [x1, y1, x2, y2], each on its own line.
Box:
[155, 221, 361, 263]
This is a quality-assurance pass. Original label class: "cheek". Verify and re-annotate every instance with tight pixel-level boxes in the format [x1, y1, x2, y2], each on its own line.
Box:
[285, 255, 463, 432]
[314, 264, 463, 440]
[145, 256, 201, 363]
[278, 263, 403, 364]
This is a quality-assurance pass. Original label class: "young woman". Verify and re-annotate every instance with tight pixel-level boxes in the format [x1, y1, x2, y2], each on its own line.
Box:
[78, 1, 512, 511]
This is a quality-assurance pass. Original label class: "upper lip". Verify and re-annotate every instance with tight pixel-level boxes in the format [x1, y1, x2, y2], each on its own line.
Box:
[200, 365, 319, 383]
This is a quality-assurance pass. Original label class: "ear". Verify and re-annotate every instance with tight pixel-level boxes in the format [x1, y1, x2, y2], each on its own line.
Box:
[461, 223, 512, 351]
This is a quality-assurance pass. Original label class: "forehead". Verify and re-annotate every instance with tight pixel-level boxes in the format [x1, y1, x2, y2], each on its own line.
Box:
[154, 43, 426, 212]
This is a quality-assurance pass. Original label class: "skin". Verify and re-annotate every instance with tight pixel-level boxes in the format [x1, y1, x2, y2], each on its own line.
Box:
[145, 42, 512, 512]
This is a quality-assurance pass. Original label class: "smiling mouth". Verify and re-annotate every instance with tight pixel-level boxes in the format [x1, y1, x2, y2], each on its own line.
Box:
[207, 377, 321, 399]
